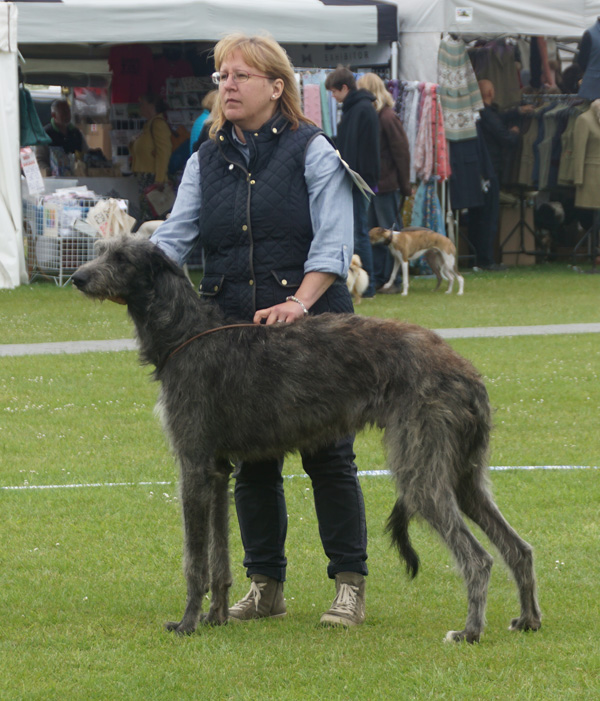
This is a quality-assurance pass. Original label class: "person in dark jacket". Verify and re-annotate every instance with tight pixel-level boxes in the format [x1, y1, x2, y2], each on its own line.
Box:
[326, 66, 380, 297]
[151, 34, 368, 627]
[468, 80, 531, 271]
[358, 72, 412, 291]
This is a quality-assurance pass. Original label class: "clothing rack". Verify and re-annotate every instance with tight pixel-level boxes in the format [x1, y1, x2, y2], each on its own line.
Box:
[521, 93, 579, 104]
[498, 186, 547, 261]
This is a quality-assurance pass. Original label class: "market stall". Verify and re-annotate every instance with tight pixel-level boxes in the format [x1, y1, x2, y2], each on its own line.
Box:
[6, 0, 400, 286]
[393, 0, 600, 267]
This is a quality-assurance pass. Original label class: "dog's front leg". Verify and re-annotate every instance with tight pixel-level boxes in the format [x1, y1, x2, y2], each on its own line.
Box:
[204, 460, 233, 625]
[382, 255, 401, 290]
[165, 457, 212, 635]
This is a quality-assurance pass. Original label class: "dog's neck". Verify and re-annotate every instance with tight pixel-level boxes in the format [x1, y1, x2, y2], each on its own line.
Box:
[128, 277, 225, 374]
[384, 230, 396, 246]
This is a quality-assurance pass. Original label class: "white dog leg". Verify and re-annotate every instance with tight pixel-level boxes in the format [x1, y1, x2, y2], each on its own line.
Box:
[401, 261, 409, 295]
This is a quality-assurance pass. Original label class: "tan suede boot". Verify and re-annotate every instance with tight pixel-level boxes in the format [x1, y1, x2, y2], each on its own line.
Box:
[320, 572, 366, 627]
[228, 574, 287, 622]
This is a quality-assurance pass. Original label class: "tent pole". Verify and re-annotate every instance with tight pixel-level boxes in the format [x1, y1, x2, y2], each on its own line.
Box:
[390, 41, 398, 80]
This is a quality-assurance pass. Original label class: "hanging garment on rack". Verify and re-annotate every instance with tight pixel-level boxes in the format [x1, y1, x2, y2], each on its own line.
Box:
[19, 87, 52, 147]
[572, 99, 600, 209]
[414, 84, 450, 182]
[537, 104, 568, 190]
[411, 179, 446, 235]
[448, 130, 493, 210]
[303, 83, 322, 127]
[320, 82, 333, 137]
[517, 109, 541, 187]
[437, 36, 483, 141]
[401, 82, 420, 182]
[469, 40, 521, 110]
[109, 44, 153, 104]
[546, 105, 572, 189]
[557, 103, 590, 186]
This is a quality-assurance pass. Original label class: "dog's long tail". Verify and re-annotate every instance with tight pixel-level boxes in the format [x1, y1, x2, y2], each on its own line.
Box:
[385, 499, 420, 578]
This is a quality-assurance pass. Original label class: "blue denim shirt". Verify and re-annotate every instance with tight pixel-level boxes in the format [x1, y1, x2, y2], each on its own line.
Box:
[151, 133, 353, 278]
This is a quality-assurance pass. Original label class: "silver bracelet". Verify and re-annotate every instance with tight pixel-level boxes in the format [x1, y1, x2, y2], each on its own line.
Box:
[285, 295, 309, 315]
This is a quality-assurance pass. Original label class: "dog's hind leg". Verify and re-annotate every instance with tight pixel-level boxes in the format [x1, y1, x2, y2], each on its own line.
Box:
[457, 477, 541, 634]
[419, 492, 494, 643]
[165, 457, 213, 634]
[423, 250, 443, 291]
[204, 460, 234, 625]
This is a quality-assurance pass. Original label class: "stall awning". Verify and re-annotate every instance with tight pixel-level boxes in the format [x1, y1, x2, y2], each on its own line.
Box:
[15, 0, 398, 45]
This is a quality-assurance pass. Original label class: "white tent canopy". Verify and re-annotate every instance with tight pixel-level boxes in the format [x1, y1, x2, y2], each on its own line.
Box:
[0, 3, 26, 290]
[16, 0, 398, 45]
[397, 0, 600, 37]
[394, 0, 599, 82]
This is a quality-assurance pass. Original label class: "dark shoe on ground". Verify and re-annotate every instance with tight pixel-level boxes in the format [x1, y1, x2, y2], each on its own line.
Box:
[228, 574, 286, 621]
[476, 263, 508, 272]
[320, 572, 366, 627]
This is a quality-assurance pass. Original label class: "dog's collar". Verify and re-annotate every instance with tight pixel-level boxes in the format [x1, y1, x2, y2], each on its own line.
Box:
[384, 230, 395, 246]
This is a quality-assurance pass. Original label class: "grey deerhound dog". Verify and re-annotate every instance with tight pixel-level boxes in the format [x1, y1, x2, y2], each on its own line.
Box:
[72, 236, 541, 643]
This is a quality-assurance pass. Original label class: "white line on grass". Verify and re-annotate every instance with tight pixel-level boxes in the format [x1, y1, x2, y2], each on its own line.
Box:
[1, 466, 597, 491]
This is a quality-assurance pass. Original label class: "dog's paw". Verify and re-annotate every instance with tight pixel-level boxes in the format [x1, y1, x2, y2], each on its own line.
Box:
[509, 616, 541, 632]
[164, 620, 197, 635]
[444, 629, 480, 644]
[200, 610, 228, 626]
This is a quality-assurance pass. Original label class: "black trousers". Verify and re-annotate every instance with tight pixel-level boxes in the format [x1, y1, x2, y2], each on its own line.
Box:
[211, 277, 368, 583]
[467, 176, 500, 268]
[234, 435, 368, 581]
[368, 190, 402, 288]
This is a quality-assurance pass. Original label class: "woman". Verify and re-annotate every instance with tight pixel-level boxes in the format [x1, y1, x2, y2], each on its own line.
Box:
[151, 33, 368, 626]
[357, 73, 412, 291]
[130, 93, 173, 224]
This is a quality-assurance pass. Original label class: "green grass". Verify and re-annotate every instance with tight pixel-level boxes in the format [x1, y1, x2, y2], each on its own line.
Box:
[1, 265, 599, 699]
[1, 263, 599, 344]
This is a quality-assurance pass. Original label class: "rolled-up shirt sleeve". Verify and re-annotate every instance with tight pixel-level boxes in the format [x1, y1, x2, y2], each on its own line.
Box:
[303, 134, 353, 278]
[150, 151, 202, 266]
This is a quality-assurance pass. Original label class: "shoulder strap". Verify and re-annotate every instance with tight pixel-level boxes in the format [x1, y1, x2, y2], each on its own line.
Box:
[304, 129, 375, 200]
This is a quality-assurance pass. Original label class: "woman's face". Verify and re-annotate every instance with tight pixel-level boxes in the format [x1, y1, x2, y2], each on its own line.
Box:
[218, 50, 283, 135]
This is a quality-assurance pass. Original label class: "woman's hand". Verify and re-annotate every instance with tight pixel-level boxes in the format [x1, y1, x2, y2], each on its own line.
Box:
[252, 271, 336, 325]
[254, 300, 306, 325]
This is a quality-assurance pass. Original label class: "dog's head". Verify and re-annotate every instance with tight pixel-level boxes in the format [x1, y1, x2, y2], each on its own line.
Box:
[349, 254, 363, 272]
[72, 235, 185, 305]
[369, 227, 391, 245]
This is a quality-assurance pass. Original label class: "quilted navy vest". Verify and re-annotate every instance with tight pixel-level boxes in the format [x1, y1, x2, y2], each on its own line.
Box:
[198, 113, 334, 321]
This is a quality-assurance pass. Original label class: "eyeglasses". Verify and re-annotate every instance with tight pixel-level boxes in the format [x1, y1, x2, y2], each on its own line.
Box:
[211, 70, 272, 86]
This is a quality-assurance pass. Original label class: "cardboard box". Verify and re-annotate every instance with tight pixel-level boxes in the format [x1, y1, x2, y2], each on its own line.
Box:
[499, 205, 537, 266]
[81, 123, 112, 159]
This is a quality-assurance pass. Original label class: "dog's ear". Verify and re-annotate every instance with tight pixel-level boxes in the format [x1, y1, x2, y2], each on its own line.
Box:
[150, 244, 188, 280]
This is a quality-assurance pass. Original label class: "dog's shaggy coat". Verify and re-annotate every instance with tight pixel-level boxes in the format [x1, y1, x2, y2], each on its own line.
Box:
[72, 237, 541, 642]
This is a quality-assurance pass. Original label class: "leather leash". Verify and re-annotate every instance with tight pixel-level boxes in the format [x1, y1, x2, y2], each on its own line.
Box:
[165, 322, 259, 365]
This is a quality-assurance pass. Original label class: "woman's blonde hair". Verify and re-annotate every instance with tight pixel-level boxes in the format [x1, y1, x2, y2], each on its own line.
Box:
[209, 32, 312, 137]
[356, 73, 393, 112]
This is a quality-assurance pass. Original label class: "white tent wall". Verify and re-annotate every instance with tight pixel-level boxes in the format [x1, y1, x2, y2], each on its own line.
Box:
[0, 3, 26, 289]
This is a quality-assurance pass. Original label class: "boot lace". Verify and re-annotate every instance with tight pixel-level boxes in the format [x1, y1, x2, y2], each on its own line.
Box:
[229, 580, 266, 614]
[330, 583, 359, 615]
